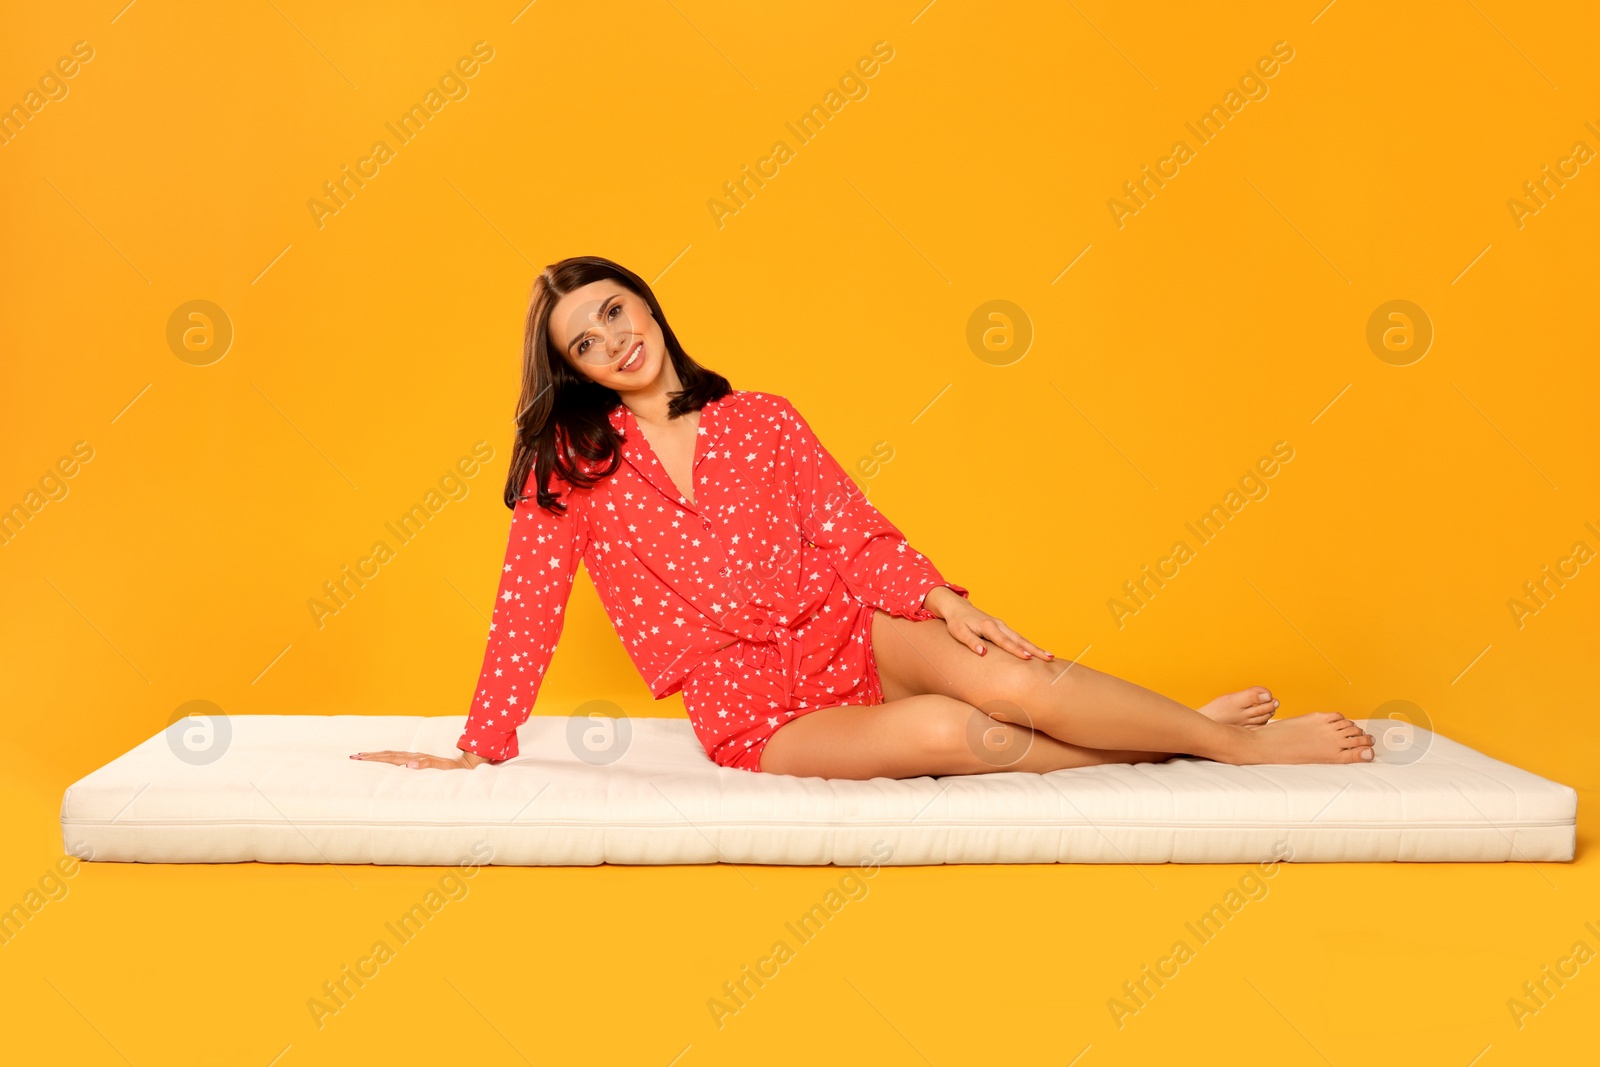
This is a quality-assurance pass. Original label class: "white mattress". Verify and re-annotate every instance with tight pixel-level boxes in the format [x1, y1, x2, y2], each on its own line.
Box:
[60, 715, 1577, 865]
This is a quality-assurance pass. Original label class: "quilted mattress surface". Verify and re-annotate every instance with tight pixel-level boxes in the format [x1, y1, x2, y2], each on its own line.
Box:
[60, 715, 1578, 865]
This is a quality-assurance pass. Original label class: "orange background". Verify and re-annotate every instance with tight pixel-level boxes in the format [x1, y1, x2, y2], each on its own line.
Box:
[2, 1, 1596, 1063]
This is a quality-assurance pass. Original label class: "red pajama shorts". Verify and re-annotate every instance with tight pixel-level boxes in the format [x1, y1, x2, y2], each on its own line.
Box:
[680, 595, 886, 773]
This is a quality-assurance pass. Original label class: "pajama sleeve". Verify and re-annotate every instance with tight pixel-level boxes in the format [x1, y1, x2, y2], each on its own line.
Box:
[773, 394, 970, 622]
[457, 473, 592, 762]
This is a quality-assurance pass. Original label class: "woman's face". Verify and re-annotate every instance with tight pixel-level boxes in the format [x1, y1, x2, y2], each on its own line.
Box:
[548, 281, 667, 391]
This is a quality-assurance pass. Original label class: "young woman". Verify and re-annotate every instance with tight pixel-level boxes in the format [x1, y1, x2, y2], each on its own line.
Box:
[356, 256, 1375, 777]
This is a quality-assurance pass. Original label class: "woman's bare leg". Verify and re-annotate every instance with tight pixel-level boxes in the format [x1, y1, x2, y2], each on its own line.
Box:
[868, 611, 1373, 766]
[760, 694, 1170, 780]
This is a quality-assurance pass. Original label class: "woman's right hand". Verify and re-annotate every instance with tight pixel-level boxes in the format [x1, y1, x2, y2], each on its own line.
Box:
[351, 749, 490, 770]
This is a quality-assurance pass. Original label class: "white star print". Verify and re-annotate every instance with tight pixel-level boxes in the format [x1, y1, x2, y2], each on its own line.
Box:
[456, 389, 966, 769]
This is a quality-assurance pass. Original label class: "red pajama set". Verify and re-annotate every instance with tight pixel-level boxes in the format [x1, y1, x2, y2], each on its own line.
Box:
[457, 389, 969, 772]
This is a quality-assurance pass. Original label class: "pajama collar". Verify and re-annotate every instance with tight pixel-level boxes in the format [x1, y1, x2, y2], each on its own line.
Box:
[606, 394, 729, 517]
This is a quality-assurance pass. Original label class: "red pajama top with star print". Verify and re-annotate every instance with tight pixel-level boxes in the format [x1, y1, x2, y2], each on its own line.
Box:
[457, 389, 970, 772]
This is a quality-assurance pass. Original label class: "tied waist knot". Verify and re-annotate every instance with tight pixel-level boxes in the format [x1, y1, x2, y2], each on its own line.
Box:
[720, 602, 805, 709]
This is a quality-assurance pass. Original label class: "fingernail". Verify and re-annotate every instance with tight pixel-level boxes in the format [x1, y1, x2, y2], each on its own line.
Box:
[1272, 699, 1279, 707]
[1044, 651, 1054, 659]
[1023, 651, 1032, 659]
[407, 760, 420, 768]
[977, 644, 986, 655]
[1360, 749, 1374, 761]
[351, 753, 362, 759]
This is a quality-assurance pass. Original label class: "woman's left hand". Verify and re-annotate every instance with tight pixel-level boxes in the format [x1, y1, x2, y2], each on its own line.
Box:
[925, 587, 1054, 661]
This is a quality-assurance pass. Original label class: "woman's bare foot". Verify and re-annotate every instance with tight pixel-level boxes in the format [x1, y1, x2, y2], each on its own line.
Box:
[1198, 687, 1278, 728]
[1223, 712, 1375, 765]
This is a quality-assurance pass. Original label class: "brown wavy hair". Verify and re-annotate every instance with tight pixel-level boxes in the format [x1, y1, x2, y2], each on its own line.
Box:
[504, 255, 732, 512]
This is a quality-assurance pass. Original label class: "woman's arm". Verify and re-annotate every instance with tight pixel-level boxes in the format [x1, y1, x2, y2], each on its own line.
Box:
[354, 471, 592, 769]
[458, 474, 592, 760]
[352, 749, 489, 769]
[772, 394, 970, 620]
[773, 394, 1051, 662]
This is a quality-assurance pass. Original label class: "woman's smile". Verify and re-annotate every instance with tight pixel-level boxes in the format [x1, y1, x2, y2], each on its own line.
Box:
[617, 339, 645, 372]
